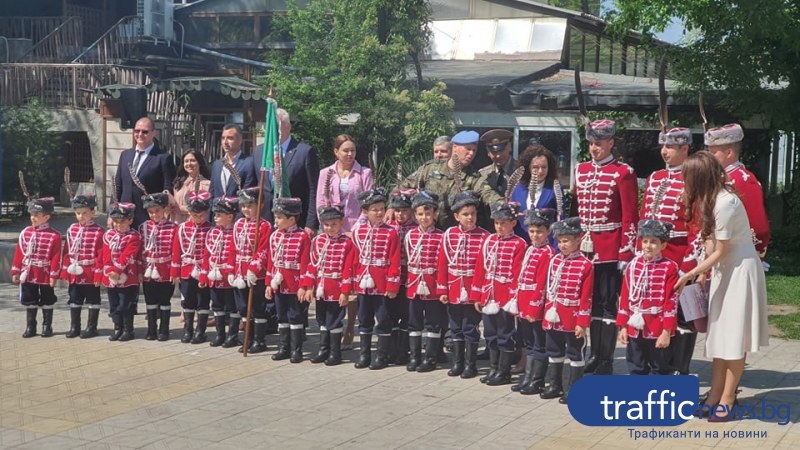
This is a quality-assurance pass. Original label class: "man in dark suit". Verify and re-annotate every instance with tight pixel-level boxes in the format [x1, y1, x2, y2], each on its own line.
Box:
[252, 108, 319, 234]
[209, 124, 257, 204]
[114, 117, 177, 227]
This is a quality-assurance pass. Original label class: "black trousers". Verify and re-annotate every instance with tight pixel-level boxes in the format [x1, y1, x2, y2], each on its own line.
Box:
[483, 310, 516, 352]
[67, 284, 100, 306]
[408, 299, 446, 335]
[358, 294, 391, 335]
[627, 336, 673, 375]
[233, 280, 267, 319]
[20, 282, 57, 307]
[275, 292, 304, 325]
[180, 278, 210, 311]
[448, 303, 481, 343]
[210, 287, 235, 315]
[591, 262, 621, 320]
[388, 286, 409, 331]
[519, 319, 548, 362]
[316, 300, 346, 331]
[545, 329, 586, 364]
[108, 286, 138, 325]
[143, 281, 174, 307]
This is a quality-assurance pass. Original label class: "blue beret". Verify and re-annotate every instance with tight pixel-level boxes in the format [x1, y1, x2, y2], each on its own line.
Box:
[452, 130, 480, 145]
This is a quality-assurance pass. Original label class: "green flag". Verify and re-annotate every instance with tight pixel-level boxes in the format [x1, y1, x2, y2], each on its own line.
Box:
[263, 98, 290, 197]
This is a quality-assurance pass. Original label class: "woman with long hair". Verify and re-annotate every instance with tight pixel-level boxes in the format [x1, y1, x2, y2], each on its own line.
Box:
[169, 149, 212, 223]
[676, 151, 768, 422]
[510, 144, 565, 242]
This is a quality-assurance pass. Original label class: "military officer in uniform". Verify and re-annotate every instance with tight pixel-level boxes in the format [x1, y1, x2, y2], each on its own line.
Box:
[479, 129, 518, 195]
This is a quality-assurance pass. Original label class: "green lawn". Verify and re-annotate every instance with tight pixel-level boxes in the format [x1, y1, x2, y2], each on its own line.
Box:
[765, 248, 800, 338]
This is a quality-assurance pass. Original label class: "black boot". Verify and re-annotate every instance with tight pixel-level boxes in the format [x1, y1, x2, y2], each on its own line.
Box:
[584, 320, 602, 374]
[407, 334, 422, 372]
[326, 331, 343, 366]
[157, 308, 171, 341]
[145, 308, 158, 340]
[248, 321, 268, 354]
[480, 349, 499, 383]
[191, 313, 208, 344]
[41, 308, 54, 337]
[594, 322, 617, 375]
[559, 364, 584, 404]
[22, 308, 38, 338]
[181, 311, 195, 343]
[355, 334, 372, 369]
[66, 307, 81, 338]
[81, 308, 99, 339]
[109, 316, 123, 341]
[272, 327, 291, 360]
[520, 359, 548, 395]
[222, 316, 242, 348]
[119, 312, 135, 341]
[447, 341, 465, 377]
[461, 342, 479, 379]
[540, 362, 564, 399]
[512, 356, 535, 392]
[477, 346, 490, 360]
[670, 330, 697, 375]
[486, 351, 513, 386]
[311, 330, 330, 363]
[210, 315, 227, 347]
[370, 335, 391, 370]
[416, 336, 440, 372]
[290, 328, 304, 363]
[395, 330, 409, 365]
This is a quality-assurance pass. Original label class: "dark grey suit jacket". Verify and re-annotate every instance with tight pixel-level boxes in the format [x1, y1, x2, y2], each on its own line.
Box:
[115, 144, 176, 227]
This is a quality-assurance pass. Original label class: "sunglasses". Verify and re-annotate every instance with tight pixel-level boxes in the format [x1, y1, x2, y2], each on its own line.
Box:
[134, 129, 151, 135]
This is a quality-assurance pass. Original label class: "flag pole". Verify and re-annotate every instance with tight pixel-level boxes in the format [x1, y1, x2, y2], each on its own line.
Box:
[243, 86, 275, 357]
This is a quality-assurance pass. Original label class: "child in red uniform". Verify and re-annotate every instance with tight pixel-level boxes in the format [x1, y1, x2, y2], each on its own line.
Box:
[352, 188, 401, 370]
[617, 220, 679, 375]
[61, 194, 104, 339]
[513, 208, 556, 395]
[266, 198, 311, 363]
[102, 202, 141, 342]
[387, 189, 417, 365]
[300, 202, 356, 366]
[438, 191, 489, 379]
[404, 191, 445, 373]
[200, 197, 237, 347]
[473, 200, 527, 386]
[12, 196, 62, 338]
[171, 191, 213, 344]
[538, 217, 593, 404]
[140, 192, 177, 341]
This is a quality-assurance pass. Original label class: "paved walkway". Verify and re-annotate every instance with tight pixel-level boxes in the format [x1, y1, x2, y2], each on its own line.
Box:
[0, 285, 798, 449]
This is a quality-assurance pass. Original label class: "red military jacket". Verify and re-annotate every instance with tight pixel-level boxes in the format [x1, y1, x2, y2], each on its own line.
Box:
[573, 155, 639, 262]
[61, 221, 104, 285]
[437, 225, 489, 304]
[12, 224, 62, 285]
[171, 219, 213, 280]
[351, 221, 401, 296]
[301, 232, 356, 302]
[101, 229, 141, 288]
[266, 226, 310, 294]
[726, 162, 770, 258]
[139, 219, 177, 283]
[200, 226, 235, 288]
[233, 217, 272, 280]
[472, 233, 527, 307]
[516, 243, 556, 321]
[538, 251, 594, 332]
[616, 255, 679, 339]
[389, 218, 418, 285]
[640, 166, 694, 272]
[404, 225, 444, 301]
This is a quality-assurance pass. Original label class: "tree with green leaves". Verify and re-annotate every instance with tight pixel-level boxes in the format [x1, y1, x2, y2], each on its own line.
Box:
[265, 0, 454, 183]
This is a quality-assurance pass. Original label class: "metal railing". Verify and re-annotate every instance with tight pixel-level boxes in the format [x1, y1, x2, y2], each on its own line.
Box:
[18, 17, 83, 63]
[72, 16, 142, 65]
[0, 16, 72, 43]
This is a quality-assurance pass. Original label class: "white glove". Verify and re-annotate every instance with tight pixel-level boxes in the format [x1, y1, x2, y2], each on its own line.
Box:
[246, 270, 258, 286]
[618, 261, 629, 272]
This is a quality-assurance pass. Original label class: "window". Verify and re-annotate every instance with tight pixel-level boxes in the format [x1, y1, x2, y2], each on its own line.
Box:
[218, 16, 255, 43]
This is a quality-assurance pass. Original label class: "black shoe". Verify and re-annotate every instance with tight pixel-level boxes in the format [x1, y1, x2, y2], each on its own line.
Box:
[157, 308, 171, 341]
[145, 309, 158, 341]
[486, 351, 513, 386]
[480, 349, 499, 383]
[181, 311, 195, 343]
[447, 341, 465, 377]
[119, 313, 135, 341]
[370, 335, 391, 370]
[461, 342, 479, 379]
[520, 359, 548, 395]
[109, 326, 123, 342]
[272, 327, 291, 360]
[325, 331, 343, 366]
[210, 315, 227, 347]
[41, 308, 54, 337]
[22, 308, 37, 338]
[66, 307, 82, 338]
[81, 308, 100, 339]
[222, 316, 242, 348]
[248, 322, 269, 354]
[354, 334, 372, 369]
[416, 336, 440, 373]
[311, 330, 330, 364]
[290, 328, 305, 363]
[512, 356, 535, 392]
[540, 363, 564, 399]
[584, 320, 603, 374]
[406, 334, 422, 372]
[191, 313, 208, 344]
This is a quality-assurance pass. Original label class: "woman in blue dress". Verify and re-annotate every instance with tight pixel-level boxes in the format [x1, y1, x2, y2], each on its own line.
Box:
[510, 144, 566, 243]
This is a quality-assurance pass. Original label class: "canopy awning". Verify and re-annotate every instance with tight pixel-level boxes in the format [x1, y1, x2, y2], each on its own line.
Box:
[95, 76, 266, 101]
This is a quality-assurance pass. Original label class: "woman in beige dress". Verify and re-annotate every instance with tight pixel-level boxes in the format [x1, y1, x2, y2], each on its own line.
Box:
[676, 152, 768, 422]
[169, 150, 211, 223]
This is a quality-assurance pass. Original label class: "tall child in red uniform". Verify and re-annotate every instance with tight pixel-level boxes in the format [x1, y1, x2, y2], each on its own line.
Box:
[140, 192, 177, 341]
[387, 189, 417, 365]
[12, 195, 62, 338]
[538, 217, 593, 404]
[102, 202, 141, 341]
[617, 219, 679, 375]
[404, 191, 444, 373]
[438, 191, 489, 379]
[61, 193, 104, 339]
[171, 191, 213, 344]
[352, 188, 401, 370]
[266, 198, 311, 363]
[200, 197, 237, 347]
